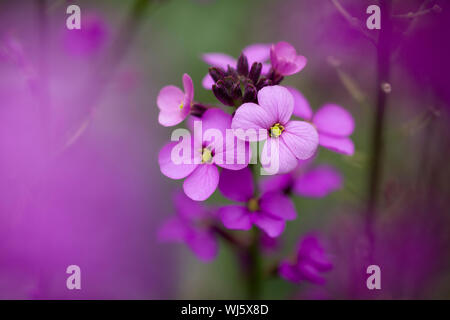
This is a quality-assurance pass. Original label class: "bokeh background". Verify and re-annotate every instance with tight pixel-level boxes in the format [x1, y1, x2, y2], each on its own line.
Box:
[0, 0, 449, 299]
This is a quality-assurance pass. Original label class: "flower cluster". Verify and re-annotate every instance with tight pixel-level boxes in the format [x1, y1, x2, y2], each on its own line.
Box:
[156, 42, 355, 286]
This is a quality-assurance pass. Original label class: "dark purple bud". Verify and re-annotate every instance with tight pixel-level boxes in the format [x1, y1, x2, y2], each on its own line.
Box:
[243, 83, 257, 103]
[231, 81, 242, 100]
[256, 76, 269, 90]
[249, 62, 262, 84]
[213, 81, 234, 106]
[190, 103, 208, 117]
[237, 53, 249, 76]
[223, 76, 235, 89]
[208, 67, 225, 83]
[226, 65, 239, 79]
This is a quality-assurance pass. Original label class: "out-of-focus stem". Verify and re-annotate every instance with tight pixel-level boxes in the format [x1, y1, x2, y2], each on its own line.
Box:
[366, 0, 392, 259]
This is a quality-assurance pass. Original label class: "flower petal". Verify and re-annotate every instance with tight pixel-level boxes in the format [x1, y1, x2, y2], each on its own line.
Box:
[260, 173, 294, 194]
[261, 138, 298, 175]
[158, 142, 197, 179]
[243, 43, 271, 64]
[279, 261, 302, 283]
[282, 120, 319, 160]
[182, 73, 194, 106]
[218, 205, 252, 230]
[202, 74, 215, 90]
[313, 104, 354, 137]
[285, 86, 313, 120]
[186, 230, 219, 262]
[257, 85, 294, 125]
[259, 191, 297, 221]
[183, 164, 219, 201]
[157, 217, 188, 243]
[319, 133, 355, 155]
[174, 191, 209, 220]
[232, 102, 272, 141]
[218, 167, 253, 202]
[293, 165, 342, 198]
[202, 53, 236, 69]
[157, 85, 184, 112]
[251, 212, 286, 238]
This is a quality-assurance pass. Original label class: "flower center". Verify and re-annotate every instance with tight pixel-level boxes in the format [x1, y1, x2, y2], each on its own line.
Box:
[179, 102, 184, 110]
[201, 148, 213, 164]
[247, 198, 259, 212]
[270, 123, 284, 138]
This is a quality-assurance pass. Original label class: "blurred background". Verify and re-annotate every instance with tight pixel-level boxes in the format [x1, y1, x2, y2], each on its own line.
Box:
[0, 0, 449, 299]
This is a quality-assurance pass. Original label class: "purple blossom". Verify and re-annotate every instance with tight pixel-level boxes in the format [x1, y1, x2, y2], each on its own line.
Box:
[270, 42, 307, 76]
[158, 192, 218, 262]
[279, 234, 333, 285]
[201, 43, 271, 89]
[288, 87, 355, 155]
[232, 85, 319, 174]
[157, 73, 194, 127]
[261, 160, 342, 198]
[158, 108, 250, 201]
[218, 168, 296, 238]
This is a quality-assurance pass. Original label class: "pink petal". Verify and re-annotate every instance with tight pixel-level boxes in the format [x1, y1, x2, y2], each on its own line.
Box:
[285, 86, 313, 120]
[183, 164, 219, 201]
[158, 142, 197, 179]
[279, 261, 302, 283]
[202, 74, 215, 90]
[313, 104, 354, 137]
[174, 191, 209, 220]
[218, 205, 252, 231]
[282, 120, 319, 160]
[186, 231, 219, 262]
[261, 138, 298, 175]
[157, 85, 184, 111]
[319, 133, 355, 155]
[257, 85, 294, 125]
[215, 133, 252, 171]
[218, 167, 254, 202]
[157, 85, 188, 126]
[251, 212, 286, 238]
[272, 42, 297, 61]
[293, 165, 342, 198]
[259, 191, 297, 221]
[270, 42, 307, 76]
[232, 102, 272, 141]
[243, 43, 271, 65]
[157, 217, 188, 243]
[182, 73, 194, 106]
[261, 173, 294, 194]
[202, 53, 236, 69]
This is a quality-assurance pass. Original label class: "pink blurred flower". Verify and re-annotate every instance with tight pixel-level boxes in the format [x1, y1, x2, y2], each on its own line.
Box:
[158, 192, 218, 262]
[270, 42, 307, 76]
[201, 43, 271, 89]
[158, 109, 250, 201]
[157, 73, 194, 127]
[288, 87, 355, 155]
[279, 233, 333, 285]
[232, 85, 319, 174]
[261, 161, 342, 198]
[218, 168, 296, 238]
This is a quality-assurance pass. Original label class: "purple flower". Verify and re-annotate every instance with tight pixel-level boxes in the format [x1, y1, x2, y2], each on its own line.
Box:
[261, 160, 342, 198]
[270, 42, 307, 76]
[279, 234, 333, 285]
[158, 108, 250, 201]
[157, 73, 194, 127]
[158, 192, 218, 262]
[288, 87, 355, 155]
[218, 168, 296, 238]
[201, 43, 271, 89]
[232, 85, 319, 174]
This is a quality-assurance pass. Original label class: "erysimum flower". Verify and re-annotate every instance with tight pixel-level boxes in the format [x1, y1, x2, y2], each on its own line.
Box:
[158, 192, 218, 262]
[232, 85, 319, 174]
[270, 42, 307, 76]
[287, 86, 355, 155]
[158, 108, 251, 201]
[218, 168, 296, 238]
[202, 43, 271, 89]
[261, 160, 342, 198]
[157, 73, 194, 127]
[279, 234, 333, 285]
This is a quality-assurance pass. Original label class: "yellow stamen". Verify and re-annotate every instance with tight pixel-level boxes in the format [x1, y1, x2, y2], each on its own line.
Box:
[270, 123, 284, 137]
[179, 102, 184, 110]
[247, 198, 259, 212]
[201, 148, 213, 164]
